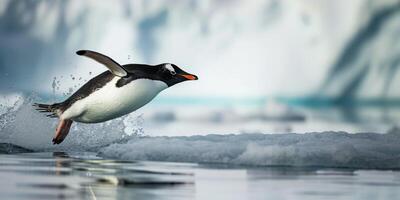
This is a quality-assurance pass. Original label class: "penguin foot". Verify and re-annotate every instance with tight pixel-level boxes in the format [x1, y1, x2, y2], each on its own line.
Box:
[53, 119, 73, 145]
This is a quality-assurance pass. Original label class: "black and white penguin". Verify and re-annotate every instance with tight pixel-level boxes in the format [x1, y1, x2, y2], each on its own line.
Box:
[34, 50, 198, 144]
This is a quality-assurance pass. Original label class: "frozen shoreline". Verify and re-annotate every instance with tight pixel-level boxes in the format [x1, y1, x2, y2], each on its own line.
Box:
[3, 130, 400, 169]
[99, 131, 400, 169]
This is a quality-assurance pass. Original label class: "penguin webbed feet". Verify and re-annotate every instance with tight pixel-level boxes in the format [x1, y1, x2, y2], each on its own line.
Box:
[53, 119, 73, 145]
[52, 137, 64, 145]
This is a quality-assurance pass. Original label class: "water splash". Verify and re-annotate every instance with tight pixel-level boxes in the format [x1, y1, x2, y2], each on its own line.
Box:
[0, 94, 143, 152]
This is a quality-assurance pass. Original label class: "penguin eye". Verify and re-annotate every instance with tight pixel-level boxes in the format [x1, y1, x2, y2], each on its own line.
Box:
[170, 71, 176, 75]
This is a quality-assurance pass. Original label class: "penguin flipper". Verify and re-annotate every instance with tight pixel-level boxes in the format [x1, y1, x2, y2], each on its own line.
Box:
[76, 50, 128, 77]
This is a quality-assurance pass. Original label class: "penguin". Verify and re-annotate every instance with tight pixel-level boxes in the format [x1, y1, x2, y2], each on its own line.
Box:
[33, 50, 198, 144]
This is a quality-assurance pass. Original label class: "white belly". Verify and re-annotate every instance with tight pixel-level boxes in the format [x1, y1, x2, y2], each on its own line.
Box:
[62, 78, 167, 123]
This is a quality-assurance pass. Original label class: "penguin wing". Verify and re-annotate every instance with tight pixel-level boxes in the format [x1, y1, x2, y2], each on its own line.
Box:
[76, 50, 128, 77]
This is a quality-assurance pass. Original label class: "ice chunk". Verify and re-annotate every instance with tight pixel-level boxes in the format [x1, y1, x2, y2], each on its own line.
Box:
[100, 132, 400, 169]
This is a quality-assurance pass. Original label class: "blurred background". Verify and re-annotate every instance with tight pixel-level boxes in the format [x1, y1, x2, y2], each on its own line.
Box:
[1, 0, 400, 136]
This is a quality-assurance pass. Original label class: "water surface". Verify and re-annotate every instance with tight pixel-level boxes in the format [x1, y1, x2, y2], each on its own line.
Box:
[0, 152, 399, 200]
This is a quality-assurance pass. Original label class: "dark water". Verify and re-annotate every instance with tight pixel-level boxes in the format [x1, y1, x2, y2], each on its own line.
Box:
[0, 151, 399, 200]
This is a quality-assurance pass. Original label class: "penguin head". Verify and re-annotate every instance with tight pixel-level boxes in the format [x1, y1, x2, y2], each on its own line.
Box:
[158, 63, 198, 87]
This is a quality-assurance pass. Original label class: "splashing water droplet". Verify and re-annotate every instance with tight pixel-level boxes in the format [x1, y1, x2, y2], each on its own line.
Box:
[0, 95, 141, 151]
[123, 114, 145, 136]
[52, 77, 57, 101]
[52, 78, 57, 89]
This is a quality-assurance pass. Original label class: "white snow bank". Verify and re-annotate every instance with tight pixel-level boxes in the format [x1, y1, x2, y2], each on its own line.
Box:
[100, 130, 400, 169]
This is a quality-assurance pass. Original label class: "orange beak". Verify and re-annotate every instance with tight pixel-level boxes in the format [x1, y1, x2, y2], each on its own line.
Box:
[179, 74, 198, 80]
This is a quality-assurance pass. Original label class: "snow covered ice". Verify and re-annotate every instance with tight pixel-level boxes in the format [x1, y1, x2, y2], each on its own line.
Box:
[100, 131, 400, 169]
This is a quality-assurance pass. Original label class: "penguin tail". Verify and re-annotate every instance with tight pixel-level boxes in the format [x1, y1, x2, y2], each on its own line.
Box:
[32, 103, 62, 118]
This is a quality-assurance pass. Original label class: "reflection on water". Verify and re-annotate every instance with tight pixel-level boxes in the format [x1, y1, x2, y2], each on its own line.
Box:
[0, 152, 399, 200]
[0, 152, 194, 200]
